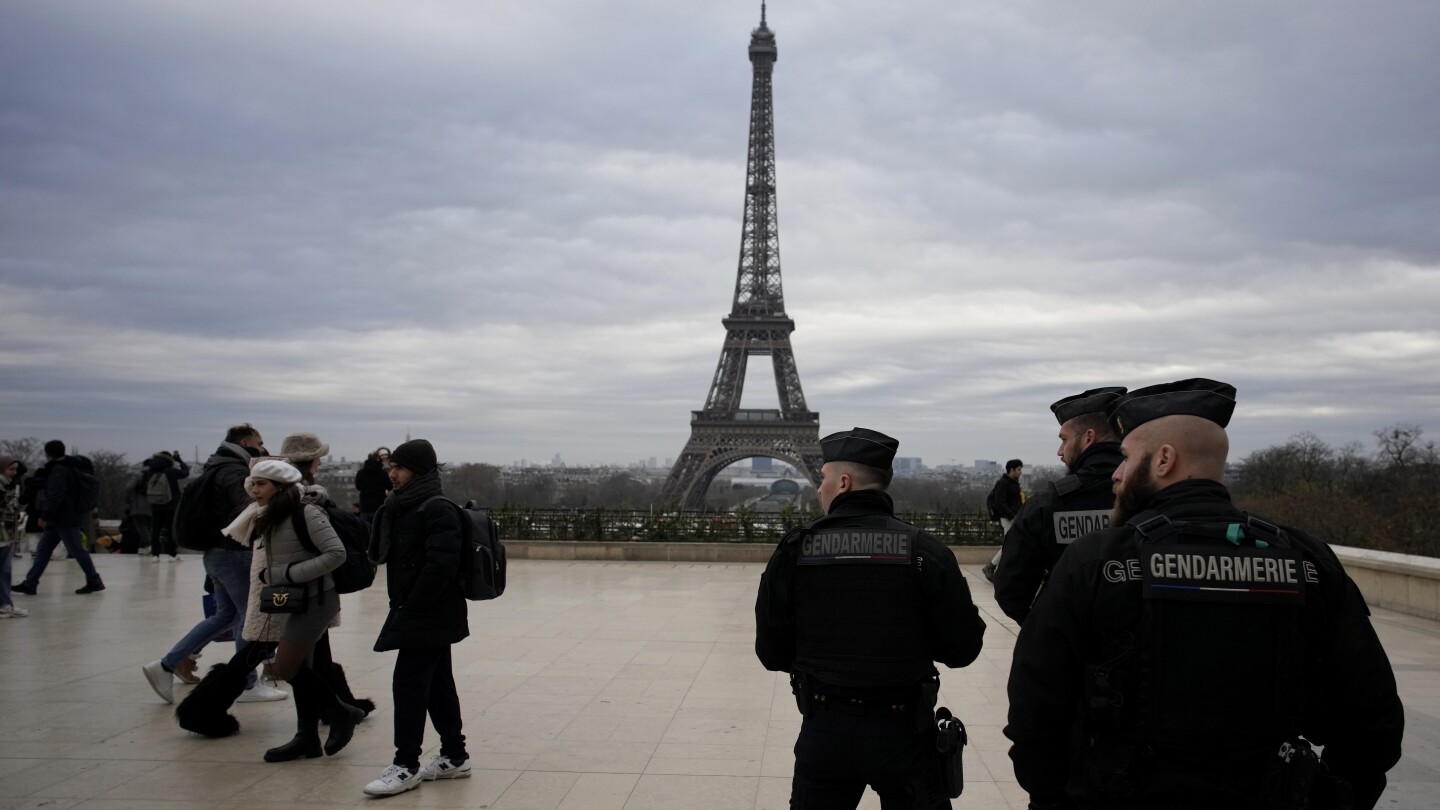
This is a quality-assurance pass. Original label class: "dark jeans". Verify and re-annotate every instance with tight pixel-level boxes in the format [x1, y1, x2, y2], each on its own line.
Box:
[149, 504, 177, 557]
[24, 524, 102, 587]
[161, 548, 258, 687]
[392, 646, 466, 770]
[791, 705, 949, 810]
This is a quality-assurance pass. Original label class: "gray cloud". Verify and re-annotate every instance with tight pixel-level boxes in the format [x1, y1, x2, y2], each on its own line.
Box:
[2, 0, 1437, 469]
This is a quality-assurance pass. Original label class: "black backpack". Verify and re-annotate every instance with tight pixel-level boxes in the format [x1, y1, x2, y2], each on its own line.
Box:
[291, 501, 376, 595]
[172, 465, 228, 551]
[422, 496, 506, 601]
[65, 457, 100, 514]
[985, 480, 1002, 520]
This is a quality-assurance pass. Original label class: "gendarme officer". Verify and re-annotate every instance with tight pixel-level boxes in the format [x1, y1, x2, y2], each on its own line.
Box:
[994, 386, 1126, 623]
[1005, 379, 1404, 810]
[756, 427, 986, 809]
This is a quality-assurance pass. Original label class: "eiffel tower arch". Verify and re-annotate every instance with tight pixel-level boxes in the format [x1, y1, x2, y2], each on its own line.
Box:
[662, 5, 823, 509]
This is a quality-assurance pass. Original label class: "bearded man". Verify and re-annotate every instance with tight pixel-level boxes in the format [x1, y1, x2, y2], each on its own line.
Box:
[1004, 378, 1404, 810]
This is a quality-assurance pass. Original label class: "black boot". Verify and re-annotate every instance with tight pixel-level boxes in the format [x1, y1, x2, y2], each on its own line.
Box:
[291, 668, 363, 756]
[264, 675, 322, 762]
[314, 632, 375, 718]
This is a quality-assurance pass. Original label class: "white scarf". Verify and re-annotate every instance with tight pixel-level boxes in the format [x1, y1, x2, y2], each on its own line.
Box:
[223, 502, 267, 546]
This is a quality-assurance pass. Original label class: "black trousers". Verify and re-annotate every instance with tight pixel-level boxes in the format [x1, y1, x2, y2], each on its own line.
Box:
[149, 504, 177, 556]
[392, 645, 466, 770]
[791, 704, 949, 810]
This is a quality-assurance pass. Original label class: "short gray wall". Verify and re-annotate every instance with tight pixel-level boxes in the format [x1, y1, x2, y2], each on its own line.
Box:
[507, 541, 1440, 621]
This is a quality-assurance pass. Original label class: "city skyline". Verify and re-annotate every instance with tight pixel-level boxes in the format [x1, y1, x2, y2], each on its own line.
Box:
[3, 2, 1437, 472]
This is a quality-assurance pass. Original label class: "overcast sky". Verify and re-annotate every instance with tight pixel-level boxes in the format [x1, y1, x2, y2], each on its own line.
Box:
[3, 0, 1437, 474]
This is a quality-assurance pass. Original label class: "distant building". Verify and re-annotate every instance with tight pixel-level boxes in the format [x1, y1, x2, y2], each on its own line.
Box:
[893, 457, 924, 476]
[974, 459, 1000, 474]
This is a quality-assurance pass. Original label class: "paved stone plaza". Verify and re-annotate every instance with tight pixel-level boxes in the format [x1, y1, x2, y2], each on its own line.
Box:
[1, 555, 1437, 808]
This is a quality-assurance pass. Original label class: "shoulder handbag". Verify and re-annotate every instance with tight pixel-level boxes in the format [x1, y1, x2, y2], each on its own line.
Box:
[257, 533, 308, 614]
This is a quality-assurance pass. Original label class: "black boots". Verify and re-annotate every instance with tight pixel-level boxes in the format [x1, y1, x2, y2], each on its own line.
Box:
[263, 730, 323, 762]
[274, 668, 363, 758]
[264, 673, 323, 762]
[325, 700, 365, 756]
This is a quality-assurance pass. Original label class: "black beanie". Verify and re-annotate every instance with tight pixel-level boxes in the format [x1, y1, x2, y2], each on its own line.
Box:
[390, 439, 438, 475]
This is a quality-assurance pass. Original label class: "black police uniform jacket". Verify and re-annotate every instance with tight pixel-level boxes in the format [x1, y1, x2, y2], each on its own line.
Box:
[994, 442, 1122, 623]
[371, 493, 470, 652]
[1005, 480, 1404, 810]
[755, 489, 986, 688]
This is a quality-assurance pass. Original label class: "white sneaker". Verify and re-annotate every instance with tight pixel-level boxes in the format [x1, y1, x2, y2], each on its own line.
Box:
[0, 605, 28, 619]
[236, 682, 289, 702]
[419, 753, 473, 781]
[364, 764, 422, 796]
[142, 659, 174, 703]
[151, 556, 161, 564]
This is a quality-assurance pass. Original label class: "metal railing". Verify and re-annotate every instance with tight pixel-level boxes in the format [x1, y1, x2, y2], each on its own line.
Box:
[485, 506, 1001, 546]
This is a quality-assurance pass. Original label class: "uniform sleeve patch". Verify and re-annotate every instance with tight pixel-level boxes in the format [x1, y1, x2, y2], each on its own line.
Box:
[1140, 544, 1307, 604]
[799, 529, 914, 565]
[1053, 509, 1111, 544]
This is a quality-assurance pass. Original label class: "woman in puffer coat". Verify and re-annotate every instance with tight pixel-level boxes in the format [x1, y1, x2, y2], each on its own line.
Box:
[224, 458, 363, 762]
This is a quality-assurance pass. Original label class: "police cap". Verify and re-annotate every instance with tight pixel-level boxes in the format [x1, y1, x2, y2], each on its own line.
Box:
[1107, 378, 1237, 437]
[820, 427, 898, 471]
[1050, 386, 1127, 425]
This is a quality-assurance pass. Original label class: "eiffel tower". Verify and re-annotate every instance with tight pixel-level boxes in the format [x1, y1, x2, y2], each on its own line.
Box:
[662, 4, 823, 509]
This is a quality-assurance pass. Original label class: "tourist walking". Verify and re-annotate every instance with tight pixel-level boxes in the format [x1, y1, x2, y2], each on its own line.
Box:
[13, 440, 105, 596]
[363, 439, 471, 796]
[1, 456, 29, 618]
[229, 458, 362, 762]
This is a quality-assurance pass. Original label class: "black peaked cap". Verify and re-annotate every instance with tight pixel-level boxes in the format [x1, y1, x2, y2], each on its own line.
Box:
[820, 427, 898, 471]
[1050, 386, 1128, 425]
[1107, 378, 1237, 437]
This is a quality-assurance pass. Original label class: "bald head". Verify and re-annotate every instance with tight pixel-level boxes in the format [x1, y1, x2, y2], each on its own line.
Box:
[1123, 414, 1229, 484]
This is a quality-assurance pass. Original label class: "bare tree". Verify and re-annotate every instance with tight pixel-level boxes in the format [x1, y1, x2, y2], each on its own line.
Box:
[1374, 424, 1427, 469]
[87, 449, 133, 520]
[0, 437, 44, 471]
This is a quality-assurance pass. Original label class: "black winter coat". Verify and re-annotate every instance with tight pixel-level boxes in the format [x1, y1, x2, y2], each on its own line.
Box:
[372, 493, 469, 651]
[192, 445, 253, 552]
[1005, 480, 1404, 809]
[354, 457, 389, 513]
[994, 442, 1122, 623]
[20, 467, 48, 534]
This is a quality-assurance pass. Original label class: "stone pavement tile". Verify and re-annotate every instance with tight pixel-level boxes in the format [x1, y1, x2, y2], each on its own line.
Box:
[557, 773, 640, 810]
[622, 774, 757, 810]
[754, 776, 790, 810]
[4, 557, 1438, 810]
[662, 707, 772, 747]
[760, 745, 793, 778]
[528, 741, 657, 774]
[645, 743, 764, 776]
[28, 761, 167, 800]
[98, 761, 268, 801]
[492, 770, 582, 810]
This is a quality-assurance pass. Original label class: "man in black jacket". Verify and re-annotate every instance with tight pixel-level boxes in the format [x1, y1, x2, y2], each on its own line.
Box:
[364, 439, 471, 797]
[1005, 379, 1404, 810]
[354, 447, 391, 525]
[142, 424, 286, 704]
[982, 459, 1024, 583]
[757, 427, 986, 809]
[14, 440, 105, 595]
[994, 387, 1125, 623]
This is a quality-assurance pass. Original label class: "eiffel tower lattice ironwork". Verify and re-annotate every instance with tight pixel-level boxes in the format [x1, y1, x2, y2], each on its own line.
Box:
[662, 5, 822, 509]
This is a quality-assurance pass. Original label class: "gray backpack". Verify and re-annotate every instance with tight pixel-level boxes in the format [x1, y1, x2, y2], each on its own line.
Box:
[145, 472, 172, 505]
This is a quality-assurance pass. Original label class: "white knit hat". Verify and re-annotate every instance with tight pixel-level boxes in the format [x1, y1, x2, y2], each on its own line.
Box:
[249, 457, 302, 484]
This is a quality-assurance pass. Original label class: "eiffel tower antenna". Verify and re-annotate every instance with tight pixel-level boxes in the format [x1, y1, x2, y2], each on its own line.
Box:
[662, 5, 822, 509]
